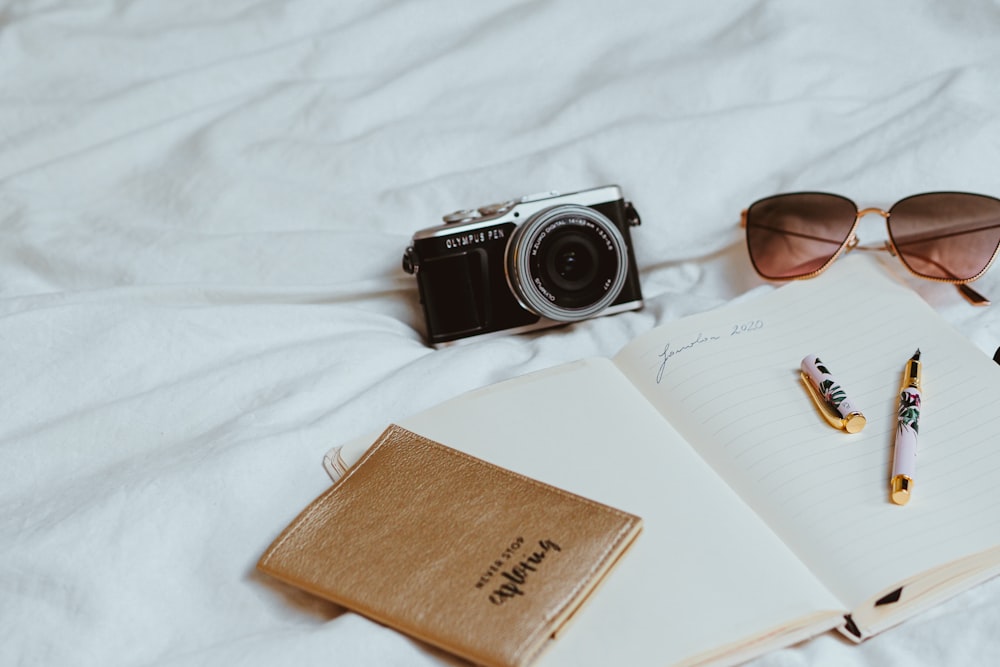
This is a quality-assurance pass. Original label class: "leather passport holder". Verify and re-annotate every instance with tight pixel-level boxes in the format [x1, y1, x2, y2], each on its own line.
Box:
[257, 424, 642, 667]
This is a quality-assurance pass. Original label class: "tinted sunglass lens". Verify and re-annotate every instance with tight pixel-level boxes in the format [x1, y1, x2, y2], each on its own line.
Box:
[889, 193, 1000, 282]
[746, 193, 858, 280]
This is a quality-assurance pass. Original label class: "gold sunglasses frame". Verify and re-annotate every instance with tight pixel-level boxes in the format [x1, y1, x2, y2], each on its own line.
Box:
[740, 192, 1000, 306]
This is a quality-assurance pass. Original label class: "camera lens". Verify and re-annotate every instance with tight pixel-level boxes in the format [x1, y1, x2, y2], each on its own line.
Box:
[548, 235, 598, 290]
[505, 205, 630, 322]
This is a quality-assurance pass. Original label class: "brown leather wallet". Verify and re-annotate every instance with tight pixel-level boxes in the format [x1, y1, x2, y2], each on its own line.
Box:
[258, 424, 642, 667]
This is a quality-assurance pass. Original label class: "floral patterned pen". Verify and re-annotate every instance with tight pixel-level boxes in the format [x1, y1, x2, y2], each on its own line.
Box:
[800, 355, 867, 433]
[891, 349, 922, 506]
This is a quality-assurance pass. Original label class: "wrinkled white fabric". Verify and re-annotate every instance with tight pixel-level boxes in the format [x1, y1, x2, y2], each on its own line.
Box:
[2, 1, 999, 665]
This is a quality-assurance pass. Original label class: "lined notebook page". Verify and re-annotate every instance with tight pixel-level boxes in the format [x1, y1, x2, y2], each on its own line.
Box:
[614, 254, 1000, 608]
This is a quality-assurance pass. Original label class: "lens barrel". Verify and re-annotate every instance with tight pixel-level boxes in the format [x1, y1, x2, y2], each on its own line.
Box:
[505, 205, 629, 322]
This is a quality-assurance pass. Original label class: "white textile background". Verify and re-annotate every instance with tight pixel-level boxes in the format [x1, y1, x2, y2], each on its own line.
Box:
[2, 1, 999, 665]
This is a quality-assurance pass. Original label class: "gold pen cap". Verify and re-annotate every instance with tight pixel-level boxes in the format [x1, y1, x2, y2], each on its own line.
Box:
[891, 475, 912, 505]
[843, 412, 867, 434]
[800, 371, 867, 433]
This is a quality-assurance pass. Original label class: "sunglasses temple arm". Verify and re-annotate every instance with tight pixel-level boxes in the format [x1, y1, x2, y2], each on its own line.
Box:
[957, 283, 991, 306]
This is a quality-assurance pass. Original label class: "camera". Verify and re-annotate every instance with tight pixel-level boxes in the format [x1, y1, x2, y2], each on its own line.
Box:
[402, 185, 643, 346]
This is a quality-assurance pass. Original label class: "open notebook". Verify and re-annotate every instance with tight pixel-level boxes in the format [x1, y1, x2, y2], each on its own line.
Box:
[333, 254, 1000, 666]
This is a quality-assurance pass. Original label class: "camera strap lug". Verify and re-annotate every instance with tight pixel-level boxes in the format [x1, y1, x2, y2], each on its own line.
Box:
[624, 201, 641, 227]
[402, 246, 418, 274]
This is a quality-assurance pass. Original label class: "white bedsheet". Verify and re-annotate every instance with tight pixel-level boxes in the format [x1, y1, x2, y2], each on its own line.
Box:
[2, 1, 999, 665]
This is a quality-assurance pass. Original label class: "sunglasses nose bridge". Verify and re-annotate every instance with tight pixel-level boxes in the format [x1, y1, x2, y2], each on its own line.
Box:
[850, 207, 891, 248]
[856, 207, 889, 220]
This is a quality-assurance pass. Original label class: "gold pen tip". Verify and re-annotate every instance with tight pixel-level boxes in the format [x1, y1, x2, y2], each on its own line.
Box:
[891, 476, 912, 505]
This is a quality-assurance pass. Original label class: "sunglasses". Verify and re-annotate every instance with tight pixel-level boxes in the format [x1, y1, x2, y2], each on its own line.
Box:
[742, 192, 1000, 305]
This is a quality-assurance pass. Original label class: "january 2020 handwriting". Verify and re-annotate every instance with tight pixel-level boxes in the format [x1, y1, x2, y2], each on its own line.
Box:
[655, 320, 764, 384]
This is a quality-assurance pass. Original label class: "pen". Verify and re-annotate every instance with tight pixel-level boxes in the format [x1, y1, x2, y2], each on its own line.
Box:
[800, 355, 866, 433]
[891, 349, 922, 505]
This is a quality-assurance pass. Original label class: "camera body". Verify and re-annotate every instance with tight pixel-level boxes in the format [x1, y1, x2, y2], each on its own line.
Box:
[402, 185, 643, 346]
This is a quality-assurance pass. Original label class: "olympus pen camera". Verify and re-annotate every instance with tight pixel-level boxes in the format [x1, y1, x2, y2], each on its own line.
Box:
[402, 185, 643, 346]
